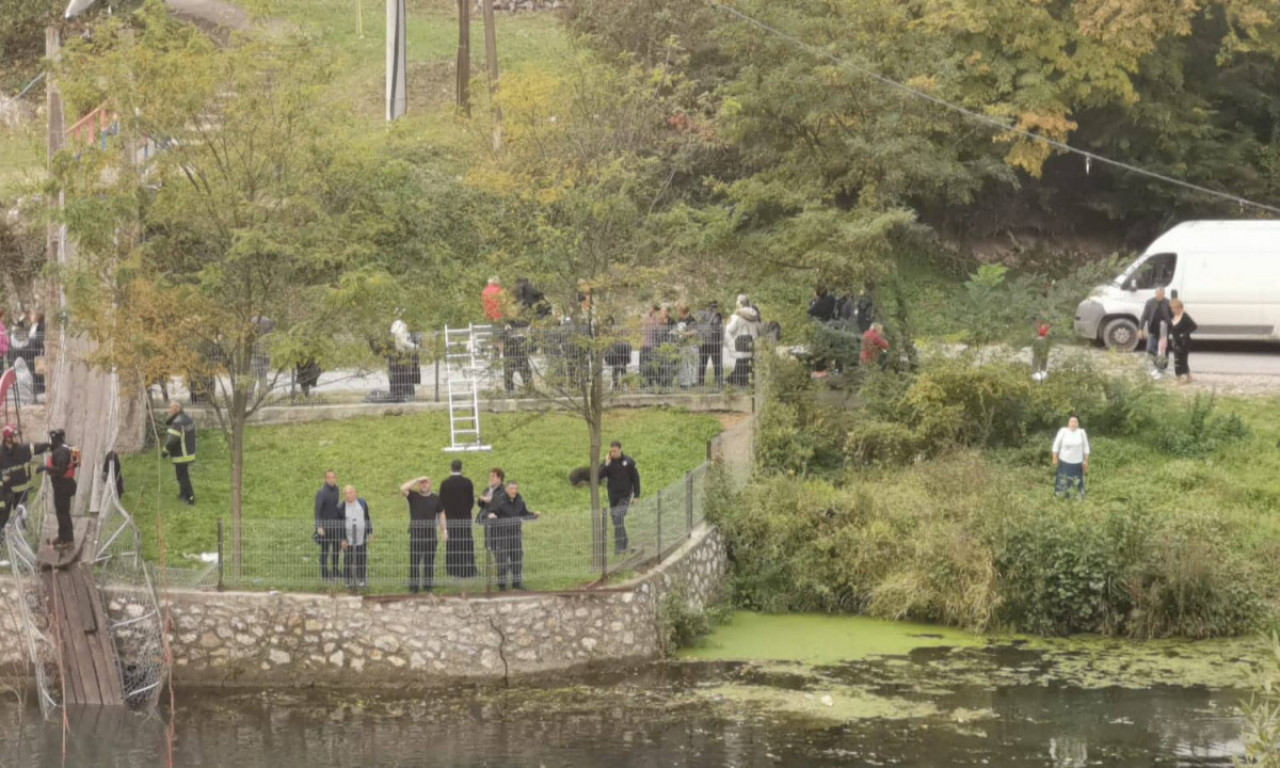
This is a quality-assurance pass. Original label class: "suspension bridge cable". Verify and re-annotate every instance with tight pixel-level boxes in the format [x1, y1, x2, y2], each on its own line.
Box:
[708, 1, 1280, 217]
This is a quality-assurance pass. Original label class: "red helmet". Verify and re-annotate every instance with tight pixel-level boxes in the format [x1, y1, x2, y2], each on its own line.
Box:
[1, 424, 15, 438]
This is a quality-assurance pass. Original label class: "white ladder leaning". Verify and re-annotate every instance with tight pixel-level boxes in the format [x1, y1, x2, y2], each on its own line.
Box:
[443, 324, 493, 452]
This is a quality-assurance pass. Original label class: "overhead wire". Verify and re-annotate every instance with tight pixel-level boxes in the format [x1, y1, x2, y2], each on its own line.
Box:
[708, 1, 1280, 217]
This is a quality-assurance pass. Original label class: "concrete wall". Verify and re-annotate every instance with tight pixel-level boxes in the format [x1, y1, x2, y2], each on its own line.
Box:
[1, 524, 726, 688]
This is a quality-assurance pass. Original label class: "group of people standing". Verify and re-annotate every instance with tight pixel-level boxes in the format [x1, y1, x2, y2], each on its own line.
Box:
[309, 441, 643, 593]
[0, 309, 47, 401]
[0, 425, 80, 549]
[1138, 287, 1198, 383]
[311, 459, 543, 593]
[807, 285, 890, 373]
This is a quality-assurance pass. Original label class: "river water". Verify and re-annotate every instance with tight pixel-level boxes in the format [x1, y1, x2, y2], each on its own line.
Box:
[0, 614, 1257, 767]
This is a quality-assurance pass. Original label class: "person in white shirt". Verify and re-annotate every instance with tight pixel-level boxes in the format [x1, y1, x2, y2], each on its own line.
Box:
[1051, 416, 1090, 500]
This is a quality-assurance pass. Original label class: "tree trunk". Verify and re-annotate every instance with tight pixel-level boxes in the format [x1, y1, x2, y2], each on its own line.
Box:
[456, 0, 471, 116]
[229, 401, 247, 577]
[480, 0, 502, 150]
[587, 348, 606, 572]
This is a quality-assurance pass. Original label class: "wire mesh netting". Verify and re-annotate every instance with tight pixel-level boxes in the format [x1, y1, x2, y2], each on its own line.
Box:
[93, 468, 169, 709]
[214, 418, 755, 595]
[2, 483, 60, 715]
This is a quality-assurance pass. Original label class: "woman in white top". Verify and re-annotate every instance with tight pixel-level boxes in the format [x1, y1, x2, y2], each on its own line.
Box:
[1051, 416, 1090, 500]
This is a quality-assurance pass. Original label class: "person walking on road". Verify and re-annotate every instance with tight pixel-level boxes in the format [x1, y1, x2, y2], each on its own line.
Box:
[599, 441, 641, 555]
[481, 479, 539, 591]
[164, 401, 197, 506]
[314, 470, 343, 582]
[1051, 416, 1090, 500]
[340, 485, 373, 592]
[1138, 287, 1172, 376]
[439, 459, 479, 579]
[1168, 299, 1198, 384]
[401, 475, 446, 593]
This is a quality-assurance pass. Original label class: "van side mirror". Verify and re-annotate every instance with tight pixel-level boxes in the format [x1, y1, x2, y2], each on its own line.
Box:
[1121, 278, 1135, 292]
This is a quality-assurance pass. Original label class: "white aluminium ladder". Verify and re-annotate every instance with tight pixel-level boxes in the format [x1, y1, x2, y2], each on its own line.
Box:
[443, 324, 493, 452]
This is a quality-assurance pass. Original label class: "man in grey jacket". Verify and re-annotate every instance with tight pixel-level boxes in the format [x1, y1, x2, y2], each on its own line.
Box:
[1138, 287, 1172, 365]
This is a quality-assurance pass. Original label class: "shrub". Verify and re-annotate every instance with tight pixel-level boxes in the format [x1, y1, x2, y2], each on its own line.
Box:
[1153, 394, 1251, 458]
[845, 419, 925, 467]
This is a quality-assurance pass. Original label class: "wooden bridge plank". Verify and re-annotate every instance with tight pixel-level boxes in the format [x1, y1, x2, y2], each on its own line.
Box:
[77, 564, 125, 703]
[52, 569, 101, 705]
[42, 571, 85, 706]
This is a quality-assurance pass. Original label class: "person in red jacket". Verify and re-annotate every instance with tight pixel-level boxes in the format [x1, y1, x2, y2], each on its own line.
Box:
[860, 323, 890, 369]
[482, 277, 505, 322]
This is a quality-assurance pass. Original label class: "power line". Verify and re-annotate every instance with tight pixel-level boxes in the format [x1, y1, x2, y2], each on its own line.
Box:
[709, 1, 1280, 217]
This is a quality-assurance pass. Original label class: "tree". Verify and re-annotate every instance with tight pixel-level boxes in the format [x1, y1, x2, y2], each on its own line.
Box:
[471, 60, 703, 568]
[56, 6, 403, 569]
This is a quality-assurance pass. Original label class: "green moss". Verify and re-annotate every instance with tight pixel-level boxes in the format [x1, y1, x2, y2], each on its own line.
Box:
[678, 612, 982, 664]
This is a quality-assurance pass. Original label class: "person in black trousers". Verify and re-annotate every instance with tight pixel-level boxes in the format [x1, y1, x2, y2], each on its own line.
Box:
[481, 480, 539, 591]
[401, 475, 446, 593]
[314, 470, 343, 581]
[1168, 299, 1199, 384]
[37, 429, 78, 548]
[599, 441, 641, 555]
[439, 460, 479, 579]
[340, 485, 373, 592]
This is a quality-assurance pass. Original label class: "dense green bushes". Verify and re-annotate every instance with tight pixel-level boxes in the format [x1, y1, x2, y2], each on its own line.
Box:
[713, 463, 1266, 638]
[723, 354, 1272, 638]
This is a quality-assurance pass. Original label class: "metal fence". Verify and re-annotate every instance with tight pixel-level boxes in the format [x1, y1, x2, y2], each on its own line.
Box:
[215, 419, 754, 595]
[149, 325, 763, 409]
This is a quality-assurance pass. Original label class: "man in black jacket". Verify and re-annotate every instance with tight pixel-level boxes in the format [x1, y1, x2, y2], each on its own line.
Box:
[401, 475, 446, 593]
[695, 302, 724, 387]
[808, 286, 837, 323]
[599, 441, 641, 555]
[481, 480, 539, 591]
[163, 401, 197, 505]
[1, 425, 50, 531]
[1138, 287, 1173, 363]
[314, 469, 343, 581]
[439, 459, 478, 579]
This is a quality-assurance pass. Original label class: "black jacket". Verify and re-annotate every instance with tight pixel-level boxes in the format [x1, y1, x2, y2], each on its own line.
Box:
[314, 482, 343, 526]
[407, 490, 443, 527]
[1139, 297, 1172, 335]
[482, 492, 537, 548]
[599, 454, 641, 502]
[1, 441, 50, 492]
[808, 294, 837, 322]
[165, 411, 197, 462]
[439, 474, 475, 521]
[1169, 312, 1198, 352]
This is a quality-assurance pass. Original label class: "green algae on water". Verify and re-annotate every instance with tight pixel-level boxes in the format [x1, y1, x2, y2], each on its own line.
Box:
[678, 612, 982, 664]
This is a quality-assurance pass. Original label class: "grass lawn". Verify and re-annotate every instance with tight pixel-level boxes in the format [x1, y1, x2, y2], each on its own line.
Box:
[122, 407, 723, 592]
[0, 129, 43, 198]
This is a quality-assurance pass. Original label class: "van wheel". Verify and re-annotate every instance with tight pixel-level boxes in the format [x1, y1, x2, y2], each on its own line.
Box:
[1102, 318, 1139, 352]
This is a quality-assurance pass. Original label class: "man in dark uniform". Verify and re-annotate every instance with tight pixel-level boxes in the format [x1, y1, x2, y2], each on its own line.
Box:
[163, 400, 197, 505]
[481, 480, 539, 591]
[314, 469, 343, 581]
[400, 475, 446, 593]
[599, 440, 641, 555]
[1, 424, 50, 533]
[36, 428, 77, 548]
[438, 459, 478, 579]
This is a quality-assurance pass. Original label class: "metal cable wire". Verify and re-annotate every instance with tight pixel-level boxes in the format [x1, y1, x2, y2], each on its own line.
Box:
[709, 1, 1280, 216]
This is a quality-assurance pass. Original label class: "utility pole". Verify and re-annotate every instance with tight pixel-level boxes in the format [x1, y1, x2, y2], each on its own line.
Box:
[480, 0, 502, 150]
[386, 0, 407, 120]
[44, 26, 65, 409]
[455, 0, 471, 116]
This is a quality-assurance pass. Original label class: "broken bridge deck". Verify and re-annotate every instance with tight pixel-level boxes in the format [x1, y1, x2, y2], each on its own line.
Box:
[36, 517, 126, 706]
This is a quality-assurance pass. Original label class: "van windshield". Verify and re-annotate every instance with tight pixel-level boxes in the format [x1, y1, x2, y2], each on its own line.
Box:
[1117, 253, 1177, 290]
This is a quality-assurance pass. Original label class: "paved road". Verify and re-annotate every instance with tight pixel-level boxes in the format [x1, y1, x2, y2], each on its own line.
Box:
[1173, 341, 1280, 376]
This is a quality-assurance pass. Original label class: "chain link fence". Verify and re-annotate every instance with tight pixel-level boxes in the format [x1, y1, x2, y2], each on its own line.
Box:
[213, 416, 755, 594]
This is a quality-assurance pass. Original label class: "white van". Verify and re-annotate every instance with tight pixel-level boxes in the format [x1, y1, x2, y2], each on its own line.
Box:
[1074, 220, 1280, 350]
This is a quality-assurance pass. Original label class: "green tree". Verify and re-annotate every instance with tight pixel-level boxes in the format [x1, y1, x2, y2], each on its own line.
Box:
[471, 60, 700, 567]
[55, 6, 406, 568]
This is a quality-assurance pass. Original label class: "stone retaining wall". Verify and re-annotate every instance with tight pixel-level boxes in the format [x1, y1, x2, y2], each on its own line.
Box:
[1, 524, 726, 688]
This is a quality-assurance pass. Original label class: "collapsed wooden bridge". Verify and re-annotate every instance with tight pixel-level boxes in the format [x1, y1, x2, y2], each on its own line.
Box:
[3, 476, 167, 715]
[37, 519, 126, 706]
